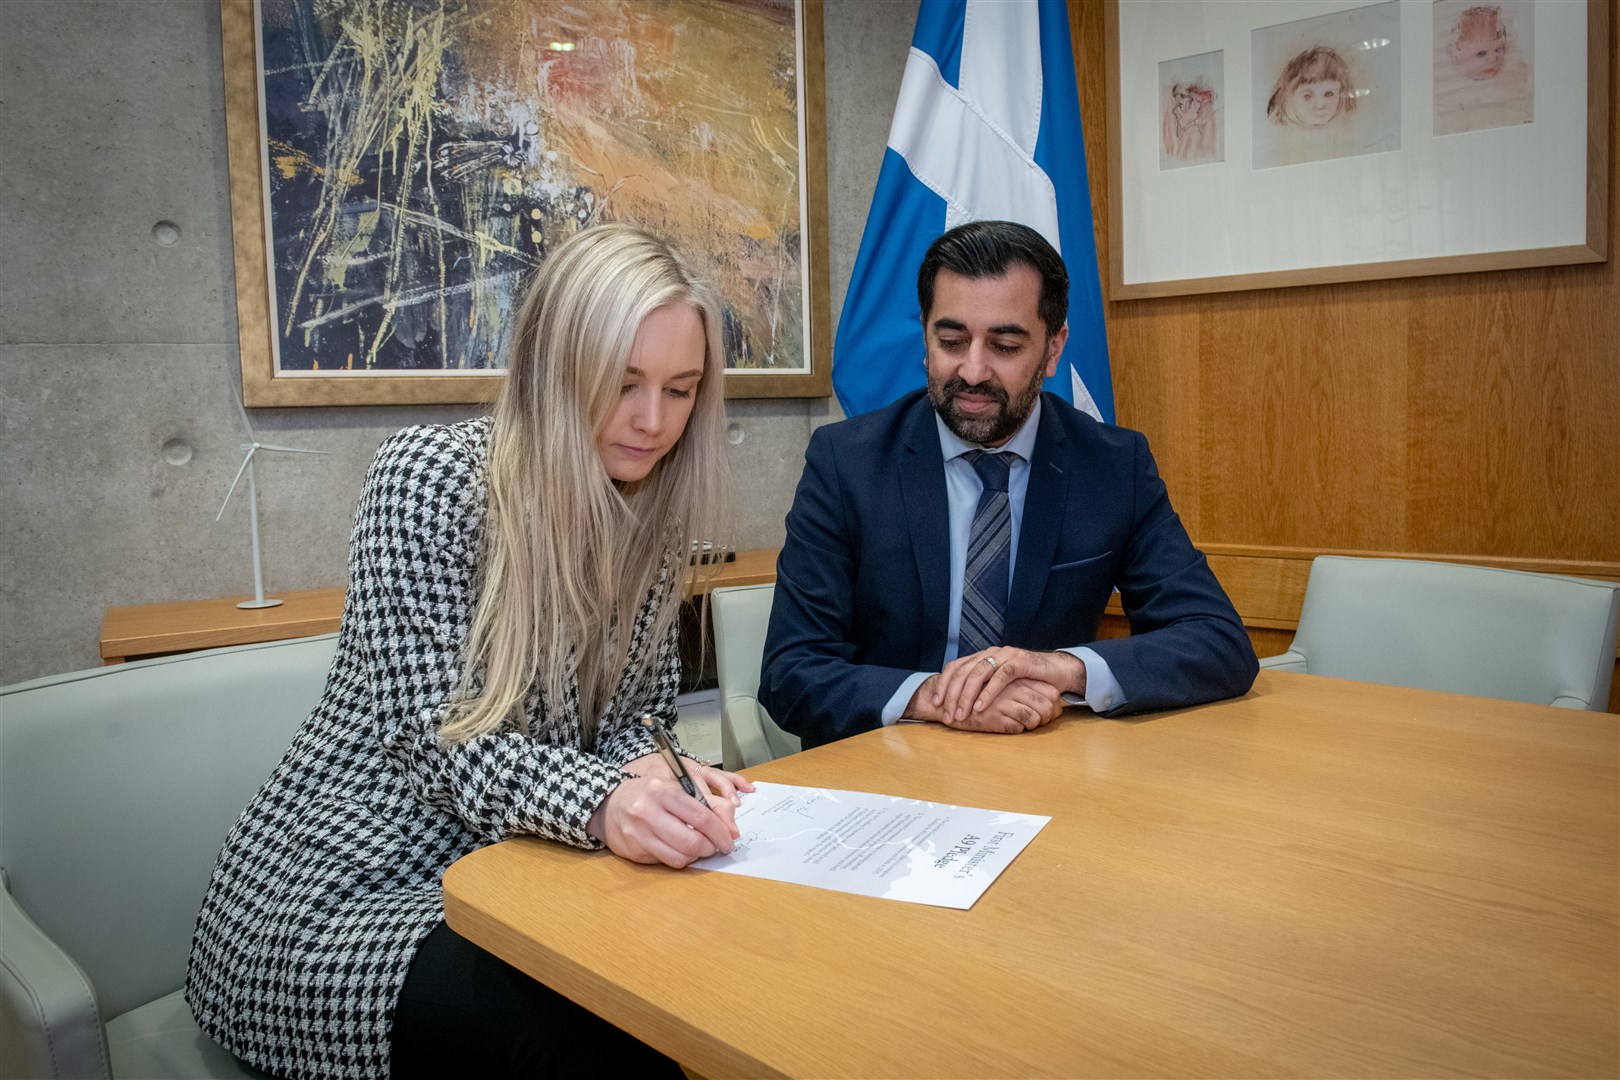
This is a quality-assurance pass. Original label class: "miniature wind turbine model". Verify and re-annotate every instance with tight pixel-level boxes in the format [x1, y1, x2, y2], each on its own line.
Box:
[216, 433, 326, 610]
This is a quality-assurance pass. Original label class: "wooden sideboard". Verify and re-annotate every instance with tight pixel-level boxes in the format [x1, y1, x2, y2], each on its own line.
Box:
[99, 549, 780, 665]
[101, 544, 1617, 710]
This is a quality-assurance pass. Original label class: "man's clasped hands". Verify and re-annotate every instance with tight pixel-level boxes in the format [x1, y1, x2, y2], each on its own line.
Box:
[904, 647, 1087, 734]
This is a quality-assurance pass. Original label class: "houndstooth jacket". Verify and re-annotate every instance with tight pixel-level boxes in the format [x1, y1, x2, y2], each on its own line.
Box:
[185, 418, 688, 1080]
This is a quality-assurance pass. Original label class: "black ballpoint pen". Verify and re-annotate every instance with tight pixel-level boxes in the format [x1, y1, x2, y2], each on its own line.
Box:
[641, 714, 710, 808]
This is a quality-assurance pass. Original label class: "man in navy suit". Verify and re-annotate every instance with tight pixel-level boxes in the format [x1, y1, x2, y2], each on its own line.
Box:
[760, 221, 1256, 750]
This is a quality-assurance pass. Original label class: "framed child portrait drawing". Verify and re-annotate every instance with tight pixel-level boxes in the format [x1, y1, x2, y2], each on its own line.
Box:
[220, 0, 832, 405]
[1105, 0, 1609, 299]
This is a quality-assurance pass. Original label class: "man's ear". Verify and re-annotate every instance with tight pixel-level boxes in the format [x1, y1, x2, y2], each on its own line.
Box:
[1044, 322, 1070, 379]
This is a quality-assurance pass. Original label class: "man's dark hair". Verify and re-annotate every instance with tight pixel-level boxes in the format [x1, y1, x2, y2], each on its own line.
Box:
[916, 220, 1069, 336]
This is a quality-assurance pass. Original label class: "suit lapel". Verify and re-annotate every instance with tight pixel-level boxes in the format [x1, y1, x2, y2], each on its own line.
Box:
[1008, 402, 1070, 640]
[898, 399, 950, 658]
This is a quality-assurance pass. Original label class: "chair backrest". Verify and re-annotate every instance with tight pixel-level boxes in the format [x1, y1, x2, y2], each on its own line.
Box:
[1276, 557, 1619, 709]
[0, 634, 338, 1019]
[710, 584, 800, 768]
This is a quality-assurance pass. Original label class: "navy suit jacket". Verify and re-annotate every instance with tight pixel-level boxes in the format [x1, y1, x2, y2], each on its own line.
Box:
[759, 390, 1258, 748]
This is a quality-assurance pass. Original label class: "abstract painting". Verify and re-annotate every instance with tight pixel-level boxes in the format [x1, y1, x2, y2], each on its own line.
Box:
[223, 0, 830, 405]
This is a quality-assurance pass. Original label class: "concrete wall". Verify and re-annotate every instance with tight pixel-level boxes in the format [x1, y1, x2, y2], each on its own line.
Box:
[0, 0, 918, 684]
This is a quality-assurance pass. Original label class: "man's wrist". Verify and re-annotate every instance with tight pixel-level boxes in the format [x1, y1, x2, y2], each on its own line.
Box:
[903, 674, 943, 722]
[1056, 650, 1087, 697]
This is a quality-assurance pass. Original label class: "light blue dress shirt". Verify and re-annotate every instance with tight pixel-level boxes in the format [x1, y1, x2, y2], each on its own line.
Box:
[880, 398, 1126, 723]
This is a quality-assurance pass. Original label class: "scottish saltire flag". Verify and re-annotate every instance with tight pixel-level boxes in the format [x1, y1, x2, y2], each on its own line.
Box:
[833, 0, 1113, 423]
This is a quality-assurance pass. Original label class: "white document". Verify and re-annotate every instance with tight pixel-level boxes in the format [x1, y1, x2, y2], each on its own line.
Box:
[692, 781, 1049, 909]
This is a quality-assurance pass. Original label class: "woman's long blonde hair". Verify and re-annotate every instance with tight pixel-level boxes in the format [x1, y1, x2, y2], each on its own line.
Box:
[441, 224, 730, 745]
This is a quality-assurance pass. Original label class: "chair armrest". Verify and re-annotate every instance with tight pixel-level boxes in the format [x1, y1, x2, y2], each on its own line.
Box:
[721, 697, 775, 771]
[758, 708, 802, 762]
[0, 876, 111, 1080]
[1258, 650, 1310, 673]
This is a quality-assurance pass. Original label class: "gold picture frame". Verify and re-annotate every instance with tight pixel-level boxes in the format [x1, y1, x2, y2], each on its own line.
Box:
[220, 0, 831, 405]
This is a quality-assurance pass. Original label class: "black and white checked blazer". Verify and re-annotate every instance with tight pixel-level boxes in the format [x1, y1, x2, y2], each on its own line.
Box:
[185, 418, 687, 1080]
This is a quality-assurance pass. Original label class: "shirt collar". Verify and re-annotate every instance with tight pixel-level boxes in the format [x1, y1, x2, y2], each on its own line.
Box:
[935, 395, 1043, 463]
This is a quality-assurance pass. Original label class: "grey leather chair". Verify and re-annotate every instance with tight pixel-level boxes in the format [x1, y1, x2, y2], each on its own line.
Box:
[710, 584, 800, 768]
[0, 634, 337, 1079]
[1259, 556, 1620, 710]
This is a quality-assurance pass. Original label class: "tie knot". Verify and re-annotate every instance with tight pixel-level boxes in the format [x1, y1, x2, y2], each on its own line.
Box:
[966, 450, 1014, 493]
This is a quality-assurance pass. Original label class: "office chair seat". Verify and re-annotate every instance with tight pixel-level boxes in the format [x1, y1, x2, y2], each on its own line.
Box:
[0, 635, 336, 1078]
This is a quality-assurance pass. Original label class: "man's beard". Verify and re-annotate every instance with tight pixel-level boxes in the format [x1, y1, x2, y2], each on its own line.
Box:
[927, 367, 1044, 446]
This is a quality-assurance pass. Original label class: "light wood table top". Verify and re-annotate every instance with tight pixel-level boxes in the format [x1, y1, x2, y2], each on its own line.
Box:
[443, 670, 1619, 1079]
[98, 549, 779, 664]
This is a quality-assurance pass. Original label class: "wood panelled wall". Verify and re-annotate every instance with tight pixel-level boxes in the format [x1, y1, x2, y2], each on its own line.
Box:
[1069, 3, 1620, 710]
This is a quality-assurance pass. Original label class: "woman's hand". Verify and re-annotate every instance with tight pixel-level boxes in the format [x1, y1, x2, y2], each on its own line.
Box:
[623, 754, 755, 822]
[588, 764, 755, 868]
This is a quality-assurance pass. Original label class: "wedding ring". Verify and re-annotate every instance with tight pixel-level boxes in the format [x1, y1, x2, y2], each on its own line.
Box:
[983, 656, 997, 668]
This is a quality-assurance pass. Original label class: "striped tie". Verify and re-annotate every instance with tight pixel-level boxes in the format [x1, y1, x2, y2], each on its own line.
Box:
[959, 451, 1015, 657]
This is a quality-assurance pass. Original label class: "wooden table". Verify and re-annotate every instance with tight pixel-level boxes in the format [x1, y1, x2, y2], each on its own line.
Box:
[442, 670, 1619, 1078]
[98, 549, 779, 664]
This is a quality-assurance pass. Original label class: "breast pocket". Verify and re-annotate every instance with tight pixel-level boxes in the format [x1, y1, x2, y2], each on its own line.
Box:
[1049, 550, 1114, 574]
[1041, 550, 1118, 612]
[1022, 550, 1117, 648]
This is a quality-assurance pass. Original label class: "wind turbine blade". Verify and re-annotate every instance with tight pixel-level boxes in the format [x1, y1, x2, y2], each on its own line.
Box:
[255, 443, 329, 456]
[216, 447, 257, 521]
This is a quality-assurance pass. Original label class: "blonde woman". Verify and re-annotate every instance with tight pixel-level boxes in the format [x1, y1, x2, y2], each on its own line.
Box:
[186, 225, 748, 1080]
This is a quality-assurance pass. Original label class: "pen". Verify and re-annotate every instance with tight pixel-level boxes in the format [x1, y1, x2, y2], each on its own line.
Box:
[641, 713, 710, 808]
